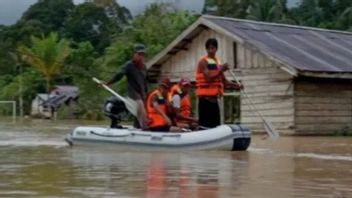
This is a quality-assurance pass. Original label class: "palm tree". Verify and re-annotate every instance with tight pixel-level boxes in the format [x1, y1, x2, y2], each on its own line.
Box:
[18, 32, 71, 95]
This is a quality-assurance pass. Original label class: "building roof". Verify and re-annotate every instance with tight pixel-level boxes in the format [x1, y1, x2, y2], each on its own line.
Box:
[34, 86, 79, 108]
[147, 15, 352, 79]
[51, 85, 79, 97]
[36, 94, 50, 101]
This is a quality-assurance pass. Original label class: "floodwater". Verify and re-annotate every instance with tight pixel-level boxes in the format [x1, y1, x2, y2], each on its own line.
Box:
[0, 120, 351, 198]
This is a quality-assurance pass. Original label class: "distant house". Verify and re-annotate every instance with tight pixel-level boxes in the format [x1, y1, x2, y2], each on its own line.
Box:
[31, 86, 79, 119]
[31, 94, 52, 118]
[147, 15, 352, 135]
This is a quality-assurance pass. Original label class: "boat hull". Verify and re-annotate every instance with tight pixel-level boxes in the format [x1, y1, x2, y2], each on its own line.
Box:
[65, 125, 251, 151]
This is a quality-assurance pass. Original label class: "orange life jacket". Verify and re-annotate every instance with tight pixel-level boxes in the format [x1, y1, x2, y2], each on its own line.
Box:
[195, 55, 224, 96]
[169, 84, 191, 122]
[167, 84, 179, 102]
[146, 89, 168, 128]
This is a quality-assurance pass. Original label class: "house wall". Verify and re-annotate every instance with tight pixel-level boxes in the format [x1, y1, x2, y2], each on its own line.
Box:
[294, 78, 352, 134]
[31, 98, 52, 118]
[160, 29, 235, 81]
[238, 67, 295, 134]
[157, 29, 296, 134]
[236, 38, 295, 134]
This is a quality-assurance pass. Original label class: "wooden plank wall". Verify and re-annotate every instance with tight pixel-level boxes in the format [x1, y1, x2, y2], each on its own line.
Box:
[161, 29, 234, 82]
[158, 29, 296, 134]
[235, 42, 295, 134]
[294, 79, 352, 135]
[237, 68, 295, 134]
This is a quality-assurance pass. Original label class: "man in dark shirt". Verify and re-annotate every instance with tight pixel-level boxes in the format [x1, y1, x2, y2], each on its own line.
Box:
[103, 44, 149, 129]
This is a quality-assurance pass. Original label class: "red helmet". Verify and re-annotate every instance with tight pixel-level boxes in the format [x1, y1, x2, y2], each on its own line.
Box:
[159, 78, 171, 88]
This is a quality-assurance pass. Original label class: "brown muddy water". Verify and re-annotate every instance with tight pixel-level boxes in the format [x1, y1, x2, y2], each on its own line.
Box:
[0, 120, 351, 198]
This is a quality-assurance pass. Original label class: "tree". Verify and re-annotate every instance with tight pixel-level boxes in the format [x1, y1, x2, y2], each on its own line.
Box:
[21, 0, 75, 34]
[63, 2, 117, 53]
[203, 0, 254, 18]
[0, 68, 45, 115]
[336, 3, 352, 30]
[247, 0, 295, 24]
[67, 41, 109, 119]
[18, 32, 71, 95]
[130, 3, 197, 58]
[0, 20, 44, 76]
[278, 0, 352, 31]
[86, 0, 132, 25]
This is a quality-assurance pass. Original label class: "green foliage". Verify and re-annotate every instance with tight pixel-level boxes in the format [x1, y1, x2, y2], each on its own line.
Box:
[247, 0, 295, 24]
[66, 41, 109, 119]
[204, 0, 254, 18]
[130, 3, 197, 58]
[204, 0, 352, 31]
[63, 2, 117, 53]
[88, 0, 132, 25]
[21, 0, 75, 34]
[0, 20, 43, 76]
[18, 32, 71, 93]
[289, 0, 352, 29]
[0, 68, 45, 114]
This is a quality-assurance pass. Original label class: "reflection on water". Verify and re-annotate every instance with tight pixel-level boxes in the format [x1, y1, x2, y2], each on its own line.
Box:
[0, 121, 351, 197]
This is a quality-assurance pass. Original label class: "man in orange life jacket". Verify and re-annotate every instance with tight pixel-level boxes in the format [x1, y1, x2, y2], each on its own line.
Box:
[168, 77, 198, 130]
[146, 78, 182, 132]
[195, 38, 242, 128]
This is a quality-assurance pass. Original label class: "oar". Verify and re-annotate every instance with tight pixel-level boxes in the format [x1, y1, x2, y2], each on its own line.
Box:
[92, 77, 138, 117]
[228, 70, 279, 141]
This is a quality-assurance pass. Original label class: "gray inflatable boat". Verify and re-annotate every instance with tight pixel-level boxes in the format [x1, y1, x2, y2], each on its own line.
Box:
[65, 124, 251, 151]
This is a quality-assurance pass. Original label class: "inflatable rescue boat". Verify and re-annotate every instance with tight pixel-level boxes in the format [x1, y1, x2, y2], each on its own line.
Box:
[65, 124, 251, 151]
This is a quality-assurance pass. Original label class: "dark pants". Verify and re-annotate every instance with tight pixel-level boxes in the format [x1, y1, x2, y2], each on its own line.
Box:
[198, 97, 220, 128]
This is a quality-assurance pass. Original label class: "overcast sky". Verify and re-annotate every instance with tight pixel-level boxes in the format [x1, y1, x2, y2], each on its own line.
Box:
[0, 0, 301, 25]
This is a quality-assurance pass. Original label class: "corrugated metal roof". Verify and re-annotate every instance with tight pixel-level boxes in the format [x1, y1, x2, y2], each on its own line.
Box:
[204, 15, 352, 73]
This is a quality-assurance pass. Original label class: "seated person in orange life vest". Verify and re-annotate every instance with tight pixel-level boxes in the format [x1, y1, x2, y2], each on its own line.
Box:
[146, 78, 182, 132]
[168, 77, 198, 130]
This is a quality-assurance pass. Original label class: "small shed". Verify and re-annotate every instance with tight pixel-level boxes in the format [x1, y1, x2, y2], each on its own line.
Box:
[31, 93, 52, 118]
[147, 15, 352, 135]
[31, 86, 79, 119]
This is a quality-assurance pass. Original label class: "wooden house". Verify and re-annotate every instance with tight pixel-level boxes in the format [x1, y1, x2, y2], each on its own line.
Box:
[31, 86, 79, 119]
[146, 15, 352, 135]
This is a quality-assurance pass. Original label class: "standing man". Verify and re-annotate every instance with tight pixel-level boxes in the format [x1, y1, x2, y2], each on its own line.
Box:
[195, 38, 241, 128]
[103, 44, 148, 129]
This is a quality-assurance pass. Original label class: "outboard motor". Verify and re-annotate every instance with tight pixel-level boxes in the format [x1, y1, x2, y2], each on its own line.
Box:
[104, 96, 129, 129]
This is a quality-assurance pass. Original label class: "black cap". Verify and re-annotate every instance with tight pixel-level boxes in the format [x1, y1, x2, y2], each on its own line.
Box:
[134, 43, 146, 53]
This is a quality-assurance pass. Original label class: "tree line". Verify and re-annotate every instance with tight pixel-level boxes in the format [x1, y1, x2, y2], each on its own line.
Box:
[204, 0, 352, 30]
[0, 0, 351, 119]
